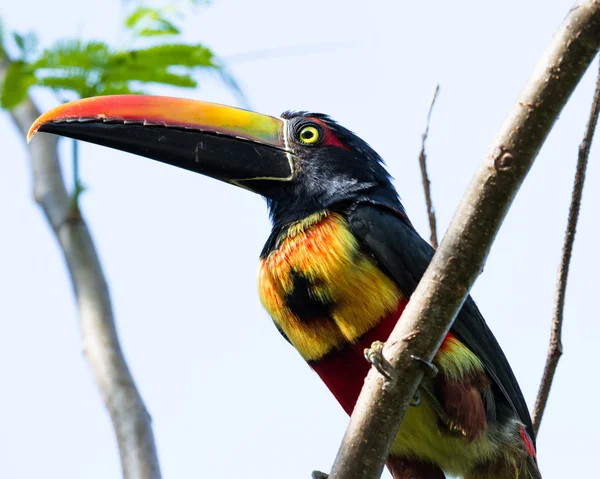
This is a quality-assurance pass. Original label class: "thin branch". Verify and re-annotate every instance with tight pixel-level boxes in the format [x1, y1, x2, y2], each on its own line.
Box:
[532, 57, 600, 435]
[418, 84, 440, 248]
[326, 2, 600, 478]
[1, 59, 162, 479]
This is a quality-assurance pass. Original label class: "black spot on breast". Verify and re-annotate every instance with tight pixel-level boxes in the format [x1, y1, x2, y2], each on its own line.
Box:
[285, 270, 335, 323]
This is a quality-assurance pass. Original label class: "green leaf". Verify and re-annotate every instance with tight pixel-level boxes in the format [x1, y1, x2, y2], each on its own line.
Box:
[125, 7, 160, 29]
[0, 22, 6, 60]
[104, 66, 197, 88]
[0, 15, 235, 107]
[37, 74, 144, 97]
[0, 61, 36, 109]
[138, 28, 174, 36]
[11, 31, 37, 58]
[36, 74, 90, 96]
[112, 44, 215, 69]
[138, 19, 180, 37]
[125, 6, 181, 37]
[34, 41, 110, 70]
[98, 83, 143, 96]
[13, 32, 25, 51]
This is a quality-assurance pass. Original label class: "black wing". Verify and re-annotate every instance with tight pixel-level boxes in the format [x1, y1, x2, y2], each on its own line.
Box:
[348, 202, 535, 444]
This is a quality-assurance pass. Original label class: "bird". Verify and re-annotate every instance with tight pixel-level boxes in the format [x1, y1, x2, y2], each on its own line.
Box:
[29, 95, 541, 479]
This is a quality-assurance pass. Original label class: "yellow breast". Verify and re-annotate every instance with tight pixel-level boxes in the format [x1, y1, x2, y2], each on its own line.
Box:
[258, 211, 402, 361]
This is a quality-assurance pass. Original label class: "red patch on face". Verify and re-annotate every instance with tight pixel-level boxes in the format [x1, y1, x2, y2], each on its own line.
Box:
[307, 117, 350, 150]
[520, 425, 536, 457]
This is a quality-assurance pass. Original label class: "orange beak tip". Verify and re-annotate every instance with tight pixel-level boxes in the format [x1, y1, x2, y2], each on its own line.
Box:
[26, 125, 38, 143]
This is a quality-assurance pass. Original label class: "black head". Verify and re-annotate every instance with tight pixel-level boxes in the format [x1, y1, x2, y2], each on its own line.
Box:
[255, 111, 401, 227]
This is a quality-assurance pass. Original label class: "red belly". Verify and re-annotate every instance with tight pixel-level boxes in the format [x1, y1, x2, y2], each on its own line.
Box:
[309, 299, 408, 415]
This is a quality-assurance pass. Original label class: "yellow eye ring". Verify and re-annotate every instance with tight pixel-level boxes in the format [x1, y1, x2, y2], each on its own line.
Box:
[298, 125, 321, 144]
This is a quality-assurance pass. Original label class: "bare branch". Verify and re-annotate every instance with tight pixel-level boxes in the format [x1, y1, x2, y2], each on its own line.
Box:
[2, 59, 162, 479]
[326, 2, 600, 478]
[532, 58, 600, 435]
[418, 84, 440, 248]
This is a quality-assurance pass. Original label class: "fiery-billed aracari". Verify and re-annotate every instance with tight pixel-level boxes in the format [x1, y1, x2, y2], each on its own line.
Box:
[29, 95, 541, 479]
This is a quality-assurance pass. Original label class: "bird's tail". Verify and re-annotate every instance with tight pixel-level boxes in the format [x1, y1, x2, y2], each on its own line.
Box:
[465, 456, 541, 479]
[385, 452, 541, 479]
[386, 425, 541, 479]
[519, 425, 542, 479]
[523, 455, 542, 479]
[465, 433, 542, 479]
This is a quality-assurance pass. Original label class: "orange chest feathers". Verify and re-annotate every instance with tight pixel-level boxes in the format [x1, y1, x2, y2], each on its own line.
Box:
[258, 211, 403, 361]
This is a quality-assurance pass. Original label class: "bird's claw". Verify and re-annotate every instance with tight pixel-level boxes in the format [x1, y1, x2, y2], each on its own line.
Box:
[312, 471, 329, 479]
[407, 356, 437, 408]
[445, 420, 468, 437]
[410, 389, 421, 407]
[363, 345, 434, 405]
[364, 341, 397, 381]
[410, 355, 438, 377]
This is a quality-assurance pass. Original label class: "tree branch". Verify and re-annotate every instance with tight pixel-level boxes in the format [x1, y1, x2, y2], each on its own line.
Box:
[418, 84, 440, 248]
[327, 2, 600, 478]
[532, 58, 600, 436]
[2, 59, 162, 479]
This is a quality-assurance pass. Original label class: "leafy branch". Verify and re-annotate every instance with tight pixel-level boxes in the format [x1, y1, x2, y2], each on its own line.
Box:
[0, 4, 219, 108]
[1, 3, 239, 478]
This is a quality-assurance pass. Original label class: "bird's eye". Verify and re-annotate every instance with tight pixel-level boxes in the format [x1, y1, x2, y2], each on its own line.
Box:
[298, 125, 321, 145]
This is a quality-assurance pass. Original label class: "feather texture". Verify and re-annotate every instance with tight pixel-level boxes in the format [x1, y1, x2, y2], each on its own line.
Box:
[257, 209, 540, 477]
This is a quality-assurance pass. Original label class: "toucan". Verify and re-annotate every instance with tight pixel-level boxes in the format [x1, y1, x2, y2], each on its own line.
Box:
[29, 95, 541, 479]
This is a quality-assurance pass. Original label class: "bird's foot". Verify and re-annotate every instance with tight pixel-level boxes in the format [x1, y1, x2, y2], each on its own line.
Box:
[364, 341, 397, 381]
[364, 343, 430, 407]
[408, 356, 437, 408]
[312, 471, 328, 479]
[410, 390, 422, 407]
[410, 355, 438, 377]
[445, 420, 468, 437]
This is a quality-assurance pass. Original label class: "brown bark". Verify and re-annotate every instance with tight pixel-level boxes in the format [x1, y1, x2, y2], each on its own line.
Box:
[418, 84, 440, 248]
[2, 59, 162, 479]
[326, 2, 600, 478]
[532, 58, 600, 436]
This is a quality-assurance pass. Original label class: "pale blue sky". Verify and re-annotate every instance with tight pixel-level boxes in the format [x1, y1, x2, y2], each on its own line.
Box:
[1, 1, 598, 478]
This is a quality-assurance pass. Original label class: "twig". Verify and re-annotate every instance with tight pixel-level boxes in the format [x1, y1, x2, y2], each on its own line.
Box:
[418, 84, 440, 248]
[2, 59, 162, 479]
[532, 57, 600, 436]
[326, 2, 600, 479]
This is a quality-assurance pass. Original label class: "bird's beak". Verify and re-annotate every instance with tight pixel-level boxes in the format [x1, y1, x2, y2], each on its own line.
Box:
[28, 95, 294, 190]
